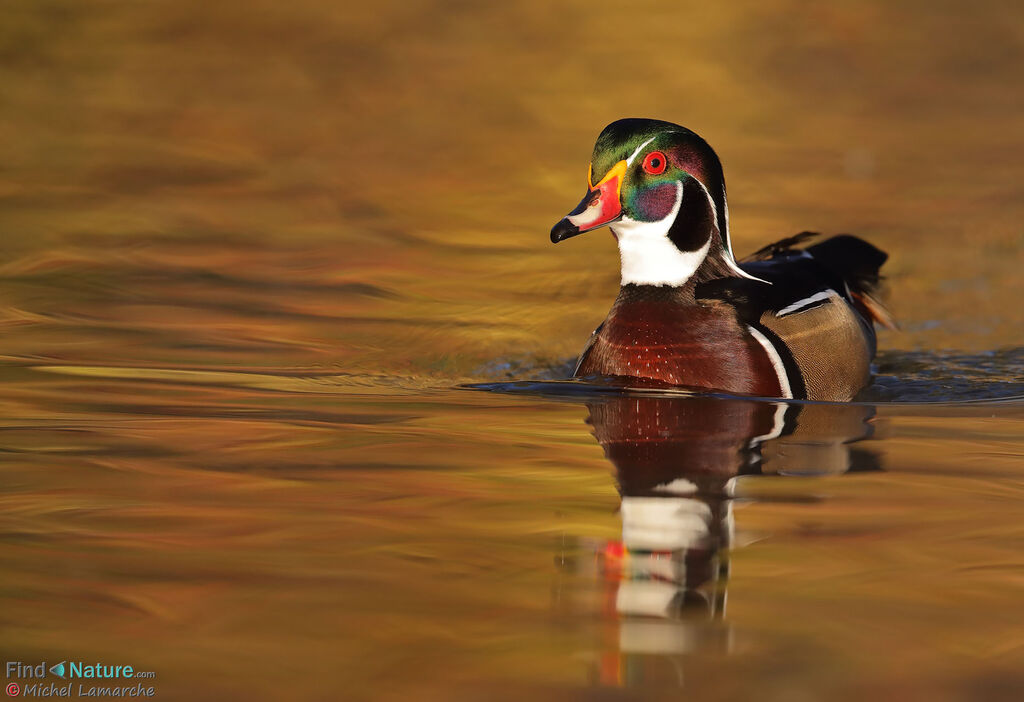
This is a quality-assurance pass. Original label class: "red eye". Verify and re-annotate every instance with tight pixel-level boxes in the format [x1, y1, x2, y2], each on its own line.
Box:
[642, 151, 667, 175]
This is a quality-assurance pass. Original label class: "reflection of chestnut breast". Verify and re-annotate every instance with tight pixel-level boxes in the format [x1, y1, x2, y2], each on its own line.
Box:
[587, 396, 781, 493]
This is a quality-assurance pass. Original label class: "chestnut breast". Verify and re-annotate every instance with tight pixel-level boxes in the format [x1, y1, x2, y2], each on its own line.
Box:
[575, 286, 783, 397]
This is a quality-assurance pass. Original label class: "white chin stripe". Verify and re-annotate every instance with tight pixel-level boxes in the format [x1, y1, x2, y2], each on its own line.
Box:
[612, 182, 712, 287]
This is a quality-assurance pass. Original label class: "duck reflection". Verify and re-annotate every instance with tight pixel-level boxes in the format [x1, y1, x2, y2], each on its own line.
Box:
[566, 394, 878, 687]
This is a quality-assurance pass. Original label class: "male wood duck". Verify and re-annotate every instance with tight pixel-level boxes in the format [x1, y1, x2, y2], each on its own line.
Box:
[550, 118, 894, 402]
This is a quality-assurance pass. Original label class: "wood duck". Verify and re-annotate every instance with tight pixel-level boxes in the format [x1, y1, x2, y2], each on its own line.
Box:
[550, 118, 894, 402]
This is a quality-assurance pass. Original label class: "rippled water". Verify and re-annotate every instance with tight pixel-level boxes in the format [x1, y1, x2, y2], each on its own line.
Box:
[2, 1, 1023, 700]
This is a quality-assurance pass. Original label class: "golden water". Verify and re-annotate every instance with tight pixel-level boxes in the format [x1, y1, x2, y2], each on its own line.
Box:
[1, 1, 1023, 700]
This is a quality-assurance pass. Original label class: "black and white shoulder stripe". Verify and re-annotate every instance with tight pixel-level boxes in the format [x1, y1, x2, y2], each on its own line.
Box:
[775, 289, 840, 318]
[745, 322, 807, 400]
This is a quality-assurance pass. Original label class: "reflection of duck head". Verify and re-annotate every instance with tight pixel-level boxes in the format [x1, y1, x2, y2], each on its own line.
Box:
[577, 393, 879, 686]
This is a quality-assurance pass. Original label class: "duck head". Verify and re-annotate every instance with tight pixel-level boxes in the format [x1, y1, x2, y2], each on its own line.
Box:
[551, 119, 745, 286]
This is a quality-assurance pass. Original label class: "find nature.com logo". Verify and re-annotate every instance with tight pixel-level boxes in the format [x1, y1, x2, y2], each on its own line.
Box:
[6, 660, 156, 697]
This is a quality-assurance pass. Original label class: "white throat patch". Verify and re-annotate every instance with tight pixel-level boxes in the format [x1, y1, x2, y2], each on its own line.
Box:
[611, 181, 711, 287]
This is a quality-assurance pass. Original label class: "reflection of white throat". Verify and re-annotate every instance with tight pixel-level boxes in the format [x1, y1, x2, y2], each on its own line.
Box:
[611, 181, 710, 287]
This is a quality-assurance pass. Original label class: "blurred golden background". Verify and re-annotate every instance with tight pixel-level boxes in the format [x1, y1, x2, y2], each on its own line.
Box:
[1, 0, 1022, 379]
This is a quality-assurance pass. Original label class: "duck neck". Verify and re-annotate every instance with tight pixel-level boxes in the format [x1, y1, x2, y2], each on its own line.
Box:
[611, 177, 744, 292]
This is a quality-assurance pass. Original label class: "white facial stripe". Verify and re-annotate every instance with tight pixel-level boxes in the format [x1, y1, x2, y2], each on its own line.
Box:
[625, 136, 658, 166]
[612, 181, 715, 287]
[724, 251, 769, 284]
[746, 326, 793, 399]
[721, 180, 732, 255]
[690, 178, 769, 284]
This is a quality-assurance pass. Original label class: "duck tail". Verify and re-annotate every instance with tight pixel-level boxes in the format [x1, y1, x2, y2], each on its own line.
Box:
[806, 235, 897, 330]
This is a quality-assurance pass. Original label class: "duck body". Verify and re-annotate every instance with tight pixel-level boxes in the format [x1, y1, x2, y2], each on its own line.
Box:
[575, 283, 788, 397]
[551, 119, 891, 402]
